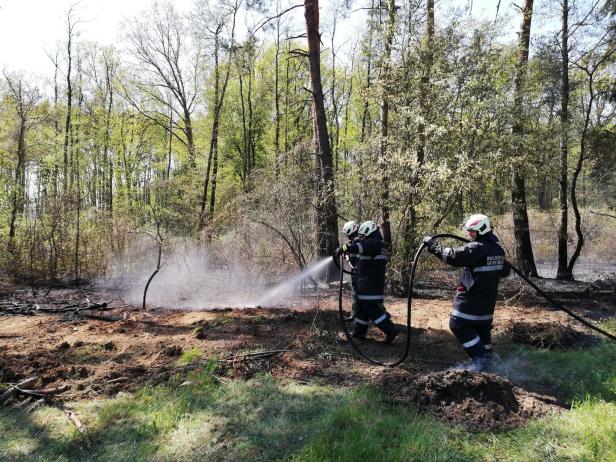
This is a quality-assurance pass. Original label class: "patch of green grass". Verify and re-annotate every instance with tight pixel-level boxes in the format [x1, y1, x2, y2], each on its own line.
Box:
[469, 400, 616, 462]
[519, 340, 616, 402]
[292, 388, 471, 462]
[0, 371, 346, 462]
[175, 347, 203, 366]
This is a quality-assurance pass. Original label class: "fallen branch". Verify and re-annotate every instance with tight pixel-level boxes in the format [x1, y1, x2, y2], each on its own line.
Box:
[16, 384, 70, 398]
[106, 376, 128, 384]
[219, 348, 291, 362]
[588, 210, 616, 220]
[0, 376, 38, 403]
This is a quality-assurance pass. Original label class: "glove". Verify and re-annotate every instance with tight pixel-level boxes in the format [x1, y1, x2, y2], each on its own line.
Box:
[333, 245, 344, 259]
[422, 236, 436, 251]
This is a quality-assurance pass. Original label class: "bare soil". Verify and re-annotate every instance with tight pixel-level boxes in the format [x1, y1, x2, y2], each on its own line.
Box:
[1, 284, 614, 430]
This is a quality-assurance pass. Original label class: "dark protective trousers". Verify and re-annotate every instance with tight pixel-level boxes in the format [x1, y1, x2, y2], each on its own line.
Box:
[353, 301, 396, 337]
[449, 316, 493, 359]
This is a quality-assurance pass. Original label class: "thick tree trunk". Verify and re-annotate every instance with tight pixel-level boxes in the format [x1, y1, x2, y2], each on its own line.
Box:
[304, 0, 340, 265]
[557, 0, 572, 280]
[511, 0, 538, 277]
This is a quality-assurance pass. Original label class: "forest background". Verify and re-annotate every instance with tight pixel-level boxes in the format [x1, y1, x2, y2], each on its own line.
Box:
[1, 0, 615, 291]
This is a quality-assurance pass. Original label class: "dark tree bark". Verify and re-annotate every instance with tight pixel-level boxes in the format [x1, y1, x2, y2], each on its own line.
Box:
[304, 0, 340, 264]
[511, 0, 539, 277]
[557, 0, 572, 280]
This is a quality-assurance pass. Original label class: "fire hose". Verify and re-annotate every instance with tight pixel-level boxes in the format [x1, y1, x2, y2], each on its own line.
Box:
[335, 233, 615, 367]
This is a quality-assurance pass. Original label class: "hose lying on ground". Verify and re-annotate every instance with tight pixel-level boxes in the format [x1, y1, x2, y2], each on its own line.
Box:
[336, 233, 615, 367]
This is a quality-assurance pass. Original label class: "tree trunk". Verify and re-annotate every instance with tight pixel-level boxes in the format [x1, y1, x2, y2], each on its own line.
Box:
[557, 0, 572, 280]
[199, 11, 237, 234]
[568, 70, 596, 274]
[63, 23, 73, 196]
[378, 0, 397, 248]
[274, 13, 282, 178]
[304, 0, 340, 266]
[510, 0, 538, 277]
[360, 0, 375, 143]
[398, 0, 433, 288]
[8, 118, 27, 257]
[104, 62, 114, 214]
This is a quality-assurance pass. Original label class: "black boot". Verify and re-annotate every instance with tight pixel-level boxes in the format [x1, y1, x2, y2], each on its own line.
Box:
[384, 326, 401, 344]
[353, 319, 368, 339]
[374, 317, 400, 344]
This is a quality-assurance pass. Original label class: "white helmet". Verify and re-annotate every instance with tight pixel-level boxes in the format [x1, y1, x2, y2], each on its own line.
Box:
[358, 220, 378, 236]
[342, 220, 359, 238]
[463, 214, 491, 235]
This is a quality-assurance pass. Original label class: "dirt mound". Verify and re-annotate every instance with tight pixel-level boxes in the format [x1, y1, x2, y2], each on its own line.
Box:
[508, 321, 596, 349]
[378, 370, 564, 431]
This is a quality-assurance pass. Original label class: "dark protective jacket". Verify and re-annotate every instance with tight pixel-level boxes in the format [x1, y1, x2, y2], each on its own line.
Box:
[346, 234, 361, 290]
[428, 232, 510, 321]
[345, 231, 387, 302]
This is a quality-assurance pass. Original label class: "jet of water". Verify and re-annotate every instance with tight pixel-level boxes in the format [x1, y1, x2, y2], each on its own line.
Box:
[255, 257, 333, 307]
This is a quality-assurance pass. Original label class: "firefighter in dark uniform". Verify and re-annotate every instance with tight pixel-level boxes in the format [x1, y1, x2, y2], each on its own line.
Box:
[423, 214, 510, 371]
[342, 221, 360, 322]
[335, 220, 400, 343]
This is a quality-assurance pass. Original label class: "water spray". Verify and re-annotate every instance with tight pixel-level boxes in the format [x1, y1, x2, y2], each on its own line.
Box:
[256, 258, 332, 307]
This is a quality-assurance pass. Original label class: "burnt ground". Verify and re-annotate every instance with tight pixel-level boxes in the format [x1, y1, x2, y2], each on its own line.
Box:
[1, 283, 615, 431]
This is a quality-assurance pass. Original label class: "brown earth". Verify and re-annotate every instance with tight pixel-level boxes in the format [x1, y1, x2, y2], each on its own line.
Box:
[378, 369, 565, 431]
[1, 285, 613, 430]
